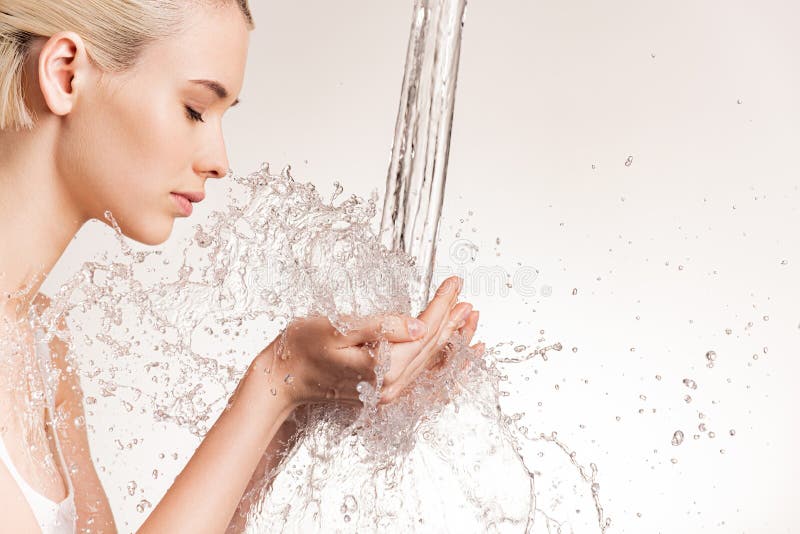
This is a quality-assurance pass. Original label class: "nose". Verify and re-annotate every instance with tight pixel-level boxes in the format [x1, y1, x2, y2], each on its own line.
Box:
[195, 124, 230, 179]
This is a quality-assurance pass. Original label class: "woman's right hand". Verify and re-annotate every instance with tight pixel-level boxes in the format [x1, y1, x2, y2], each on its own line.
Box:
[257, 275, 474, 408]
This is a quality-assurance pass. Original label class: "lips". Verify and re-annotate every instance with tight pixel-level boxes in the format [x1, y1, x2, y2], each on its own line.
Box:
[174, 191, 205, 203]
[171, 191, 204, 216]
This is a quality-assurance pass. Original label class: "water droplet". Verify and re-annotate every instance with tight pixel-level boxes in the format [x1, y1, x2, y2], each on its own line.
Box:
[136, 499, 151, 513]
[671, 430, 684, 446]
[624, 155, 633, 167]
[705, 350, 717, 362]
[127, 480, 137, 496]
[682, 378, 697, 390]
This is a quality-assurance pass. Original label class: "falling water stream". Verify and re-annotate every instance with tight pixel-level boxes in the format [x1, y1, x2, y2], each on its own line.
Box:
[380, 0, 467, 311]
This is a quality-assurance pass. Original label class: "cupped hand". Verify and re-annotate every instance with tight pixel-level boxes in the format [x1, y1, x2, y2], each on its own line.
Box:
[259, 275, 477, 408]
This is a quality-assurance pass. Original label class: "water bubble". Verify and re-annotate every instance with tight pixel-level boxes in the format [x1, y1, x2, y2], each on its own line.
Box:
[705, 350, 717, 362]
[136, 500, 152, 513]
[341, 494, 358, 515]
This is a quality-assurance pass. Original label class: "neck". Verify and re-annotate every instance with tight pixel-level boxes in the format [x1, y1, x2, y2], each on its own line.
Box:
[0, 121, 86, 320]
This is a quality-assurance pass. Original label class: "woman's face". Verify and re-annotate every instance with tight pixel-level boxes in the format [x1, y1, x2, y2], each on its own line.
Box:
[57, 4, 250, 245]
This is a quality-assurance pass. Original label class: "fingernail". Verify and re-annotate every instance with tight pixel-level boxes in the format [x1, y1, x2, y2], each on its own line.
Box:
[408, 318, 426, 338]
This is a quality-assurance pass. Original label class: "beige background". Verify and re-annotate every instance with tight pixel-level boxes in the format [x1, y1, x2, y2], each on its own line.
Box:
[44, 1, 800, 532]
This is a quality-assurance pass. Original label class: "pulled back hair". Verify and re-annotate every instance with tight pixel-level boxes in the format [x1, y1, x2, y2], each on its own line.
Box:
[0, 0, 254, 130]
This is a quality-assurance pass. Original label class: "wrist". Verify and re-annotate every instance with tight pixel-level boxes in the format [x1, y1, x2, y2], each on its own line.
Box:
[250, 343, 299, 417]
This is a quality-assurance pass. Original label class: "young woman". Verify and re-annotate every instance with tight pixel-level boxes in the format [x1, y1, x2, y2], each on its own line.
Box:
[0, 1, 483, 532]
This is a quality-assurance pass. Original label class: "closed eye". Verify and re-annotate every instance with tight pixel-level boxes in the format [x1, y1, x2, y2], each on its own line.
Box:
[184, 105, 205, 123]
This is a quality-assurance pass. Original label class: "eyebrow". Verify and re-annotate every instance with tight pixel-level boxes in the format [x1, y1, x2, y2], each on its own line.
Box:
[189, 79, 240, 107]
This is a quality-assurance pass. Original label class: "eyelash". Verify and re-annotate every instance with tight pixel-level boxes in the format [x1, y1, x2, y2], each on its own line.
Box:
[184, 105, 205, 123]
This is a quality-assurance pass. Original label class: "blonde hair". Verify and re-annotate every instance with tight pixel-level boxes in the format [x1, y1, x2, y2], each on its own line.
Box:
[0, 0, 254, 130]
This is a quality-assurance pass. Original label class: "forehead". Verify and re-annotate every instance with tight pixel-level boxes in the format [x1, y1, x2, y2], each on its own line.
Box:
[134, 4, 250, 96]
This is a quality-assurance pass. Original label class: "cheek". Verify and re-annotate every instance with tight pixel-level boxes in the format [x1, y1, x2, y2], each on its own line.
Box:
[59, 89, 186, 243]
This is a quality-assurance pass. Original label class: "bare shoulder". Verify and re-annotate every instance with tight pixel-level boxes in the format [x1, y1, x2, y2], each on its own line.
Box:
[32, 292, 77, 407]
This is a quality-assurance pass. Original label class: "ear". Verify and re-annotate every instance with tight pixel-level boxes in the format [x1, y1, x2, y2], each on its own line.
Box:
[37, 31, 91, 118]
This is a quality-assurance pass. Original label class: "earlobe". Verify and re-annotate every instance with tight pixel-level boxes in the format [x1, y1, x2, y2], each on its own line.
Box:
[37, 31, 88, 118]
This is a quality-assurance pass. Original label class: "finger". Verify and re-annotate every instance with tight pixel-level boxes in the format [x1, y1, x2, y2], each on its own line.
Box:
[400, 300, 473, 374]
[417, 276, 463, 328]
[334, 314, 427, 346]
[460, 310, 480, 346]
[425, 309, 478, 372]
[382, 301, 473, 399]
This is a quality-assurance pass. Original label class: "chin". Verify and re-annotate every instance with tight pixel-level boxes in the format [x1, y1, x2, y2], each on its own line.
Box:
[102, 214, 174, 246]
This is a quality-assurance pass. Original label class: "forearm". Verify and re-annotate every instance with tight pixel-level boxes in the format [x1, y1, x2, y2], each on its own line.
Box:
[226, 416, 299, 532]
[139, 348, 294, 534]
